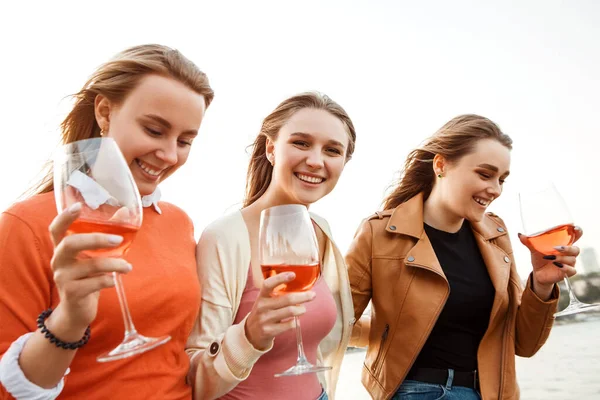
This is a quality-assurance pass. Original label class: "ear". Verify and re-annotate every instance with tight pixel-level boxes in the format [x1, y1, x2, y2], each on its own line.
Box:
[432, 154, 447, 177]
[265, 137, 275, 165]
[94, 94, 113, 132]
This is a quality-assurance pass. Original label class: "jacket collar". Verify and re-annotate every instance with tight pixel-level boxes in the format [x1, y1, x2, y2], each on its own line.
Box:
[385, 193, 507, 241]
[388, 193, 512, 311]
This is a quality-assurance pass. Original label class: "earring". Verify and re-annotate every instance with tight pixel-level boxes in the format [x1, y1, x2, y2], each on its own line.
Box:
[437, 174, 443, 178]
[100, 129, 105, 137]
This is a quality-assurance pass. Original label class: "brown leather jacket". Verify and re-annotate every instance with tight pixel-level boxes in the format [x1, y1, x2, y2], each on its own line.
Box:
[346, 194, 559, 400]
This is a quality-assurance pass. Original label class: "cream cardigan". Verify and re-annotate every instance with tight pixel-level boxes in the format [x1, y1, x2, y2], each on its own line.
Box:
[186, 211, 357, 400]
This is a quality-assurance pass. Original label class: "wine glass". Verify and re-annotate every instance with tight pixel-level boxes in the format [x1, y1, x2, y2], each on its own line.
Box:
[53, 137, 171, 361]
[519, 182, 599, 317]
[259, 204, 331, 377]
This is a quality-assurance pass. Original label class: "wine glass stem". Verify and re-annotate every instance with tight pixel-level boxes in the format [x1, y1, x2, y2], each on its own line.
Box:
[113, 271, 138, 337]
[294, 315, 309, 365]
[563, 277, 583, 305]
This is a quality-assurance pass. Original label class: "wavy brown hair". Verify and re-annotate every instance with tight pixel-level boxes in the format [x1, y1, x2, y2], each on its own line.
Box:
[382, 114, 513, 210]
[243, 92, 357, 207]
[27, 44, 214, 197]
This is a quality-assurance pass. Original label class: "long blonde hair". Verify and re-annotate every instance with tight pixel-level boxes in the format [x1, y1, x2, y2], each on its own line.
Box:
[243, 92, 357, 207]
[27, 44, 214, 196]
[382, 114, 512, 210]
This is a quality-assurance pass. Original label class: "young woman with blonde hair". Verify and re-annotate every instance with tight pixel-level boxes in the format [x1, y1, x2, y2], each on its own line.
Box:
[187, 92, 361, 400]
[0, 44, 214, 399]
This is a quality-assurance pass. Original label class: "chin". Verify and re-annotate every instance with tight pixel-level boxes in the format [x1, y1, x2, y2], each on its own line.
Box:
[294, 195, 321, 207]
[467, 212, 486, 223]
[136, 182, 158, 197]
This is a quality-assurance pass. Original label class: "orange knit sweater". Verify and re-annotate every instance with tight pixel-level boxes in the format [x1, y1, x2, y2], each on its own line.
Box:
[0, 192, 200, 399]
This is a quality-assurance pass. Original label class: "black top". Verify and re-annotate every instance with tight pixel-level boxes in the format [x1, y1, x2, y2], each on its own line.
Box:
[410, 220, 495, 372]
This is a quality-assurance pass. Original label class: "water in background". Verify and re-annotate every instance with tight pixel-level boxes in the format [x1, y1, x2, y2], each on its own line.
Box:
[337, 319, 600, 399]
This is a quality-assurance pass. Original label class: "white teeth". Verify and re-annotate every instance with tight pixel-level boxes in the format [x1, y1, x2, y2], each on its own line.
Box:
[297, 173, 324, 184]
[474, 197, 489, 206]
[136, 159, 161, 176]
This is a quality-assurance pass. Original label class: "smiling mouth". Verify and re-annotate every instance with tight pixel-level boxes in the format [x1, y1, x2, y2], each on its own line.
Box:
[295, 173, 325, 184]
[135, 159, 164, 179]
[473, 196, 491, 207]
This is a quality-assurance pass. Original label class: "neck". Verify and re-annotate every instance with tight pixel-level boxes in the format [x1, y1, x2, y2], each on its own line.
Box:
[423, 189, 464, 233]
[245, 183, 309, 216]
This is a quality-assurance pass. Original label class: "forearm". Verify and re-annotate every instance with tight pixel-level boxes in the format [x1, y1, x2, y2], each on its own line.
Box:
[515, 275, 559, 356]
[19, 309, 87, 388]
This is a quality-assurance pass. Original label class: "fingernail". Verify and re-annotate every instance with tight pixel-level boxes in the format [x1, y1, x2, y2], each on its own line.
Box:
[554, 246, 566, 252]
[68, 203, 82, 214]
[107, 235, 123, 245]
[125, 262, 133, 271]
[553, 261, 564, 268]
[543, 255, 557, 260]
[286, 272, 296, 280]
[574, 226, 582, 232]
[309, 291, 316, 299]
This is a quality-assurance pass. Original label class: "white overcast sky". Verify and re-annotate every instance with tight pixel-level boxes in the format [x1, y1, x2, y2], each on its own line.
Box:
[1, 0, 598, 277]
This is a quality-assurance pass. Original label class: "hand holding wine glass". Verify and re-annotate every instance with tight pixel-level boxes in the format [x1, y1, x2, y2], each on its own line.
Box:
[53, 137, 171, 361]
[47, 202, 134, 340]
[518, 226, 582, 298]
[245, 272, 316, 351]
[518, 183, 596, 316]
[255, 204, 331, 377]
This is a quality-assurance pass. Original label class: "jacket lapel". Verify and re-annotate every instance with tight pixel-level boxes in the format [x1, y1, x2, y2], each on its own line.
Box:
[472, 216, 511, 323]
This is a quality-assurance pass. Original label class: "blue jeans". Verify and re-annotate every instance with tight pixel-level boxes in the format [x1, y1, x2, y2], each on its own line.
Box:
[316, 388, 328, 400]
[392, 369, 481, 400]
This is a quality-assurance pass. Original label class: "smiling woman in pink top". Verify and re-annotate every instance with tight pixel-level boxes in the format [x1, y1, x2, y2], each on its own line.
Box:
[186, 92, 366, 400]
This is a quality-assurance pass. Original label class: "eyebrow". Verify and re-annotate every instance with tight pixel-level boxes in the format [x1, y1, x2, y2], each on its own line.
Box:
[142, 114, 198, 135]
[477, 163, 510, 177]
[290, 132, 346, 149]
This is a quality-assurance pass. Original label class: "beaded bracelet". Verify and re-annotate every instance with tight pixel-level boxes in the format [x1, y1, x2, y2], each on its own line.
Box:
[37, 308, 91, 350]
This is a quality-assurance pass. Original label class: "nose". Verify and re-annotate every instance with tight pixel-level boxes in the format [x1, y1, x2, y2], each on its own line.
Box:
[305, 149, 324, 170]
[487, 180, 502, 199]
[156, 140, 178, 166]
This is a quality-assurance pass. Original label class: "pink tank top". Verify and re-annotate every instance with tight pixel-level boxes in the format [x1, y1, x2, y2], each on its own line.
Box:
[218, 265, 337, 400]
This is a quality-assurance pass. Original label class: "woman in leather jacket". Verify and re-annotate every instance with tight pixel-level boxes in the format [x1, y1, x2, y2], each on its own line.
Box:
[346, 114, 582, 400]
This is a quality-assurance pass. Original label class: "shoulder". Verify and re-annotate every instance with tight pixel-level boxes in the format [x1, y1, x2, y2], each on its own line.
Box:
[2, 192, 56, 233]
[156, 201, 192, 222]
[309, 211, 331, 234]
[362, 209, 394, 230]
[198, 211, 248, 249]
[366, 210, 394, 221]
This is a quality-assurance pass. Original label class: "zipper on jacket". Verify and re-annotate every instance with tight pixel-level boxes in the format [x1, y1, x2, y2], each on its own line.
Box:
[373, 324, 390, 375]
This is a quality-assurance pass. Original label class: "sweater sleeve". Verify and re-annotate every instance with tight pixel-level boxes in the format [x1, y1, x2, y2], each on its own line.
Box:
[0, 211, 55, 399]
[185, 223, 272, 400]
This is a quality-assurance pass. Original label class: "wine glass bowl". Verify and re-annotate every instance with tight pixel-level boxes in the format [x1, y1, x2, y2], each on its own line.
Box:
[519, 183, 599, 317]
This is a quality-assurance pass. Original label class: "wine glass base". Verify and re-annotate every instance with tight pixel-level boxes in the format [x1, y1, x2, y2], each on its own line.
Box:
[274, 363, 332, 377]
[554, 302, 600, 317]
[97, 333, 171, 362]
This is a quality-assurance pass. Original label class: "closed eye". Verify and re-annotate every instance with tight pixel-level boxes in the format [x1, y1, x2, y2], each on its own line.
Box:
[293, 140, 310, 148]
[327, 147, 342, 155]
[145, 127, 162, 136]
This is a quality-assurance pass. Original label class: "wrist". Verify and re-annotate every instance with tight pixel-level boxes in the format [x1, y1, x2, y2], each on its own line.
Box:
[531, 277, 554, 301]
[243, 318, 270, 351]
[44, 306, 89, 343]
